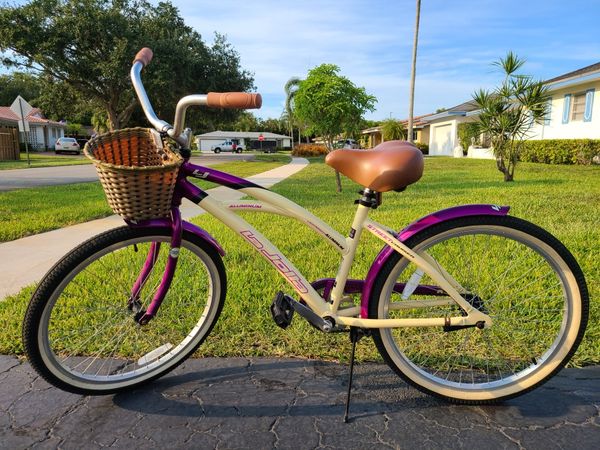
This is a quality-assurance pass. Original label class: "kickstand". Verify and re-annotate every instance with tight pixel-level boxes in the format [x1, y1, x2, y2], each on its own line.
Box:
[343, 327, 360, 423]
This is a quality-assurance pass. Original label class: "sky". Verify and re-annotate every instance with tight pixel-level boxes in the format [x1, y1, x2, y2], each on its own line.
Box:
[3, 0, 600, 121]
[173, 0, 600, 120]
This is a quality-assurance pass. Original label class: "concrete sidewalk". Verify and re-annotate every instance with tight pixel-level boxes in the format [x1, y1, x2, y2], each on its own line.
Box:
[0, 157, 308, 300]
[1, 356, 598, 449]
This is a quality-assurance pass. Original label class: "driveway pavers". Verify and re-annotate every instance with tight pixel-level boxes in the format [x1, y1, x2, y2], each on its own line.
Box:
[1, 356, 598, 449]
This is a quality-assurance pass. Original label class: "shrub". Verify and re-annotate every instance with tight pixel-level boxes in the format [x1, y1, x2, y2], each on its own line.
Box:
[457, 122, 480, 150]
[519, 139, 600, 165]
[414, 142, 429, 155]
[381, 119, 406, 141]
[292, 143, 328, 157]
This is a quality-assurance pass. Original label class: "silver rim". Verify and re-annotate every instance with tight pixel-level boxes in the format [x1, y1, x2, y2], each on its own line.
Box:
[378, 224, 581, 401]
[37, 235, 221, 391]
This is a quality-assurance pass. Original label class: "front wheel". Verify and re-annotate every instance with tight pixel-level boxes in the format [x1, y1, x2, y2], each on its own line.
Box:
[23, 226, 227, 395]
[369, 215, 588, 404]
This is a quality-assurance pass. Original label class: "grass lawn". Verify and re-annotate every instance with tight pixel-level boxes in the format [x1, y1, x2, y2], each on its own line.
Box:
[0, 152, 92, 170]
[0, 154, 290, 243]
[1, 157, 598, 368]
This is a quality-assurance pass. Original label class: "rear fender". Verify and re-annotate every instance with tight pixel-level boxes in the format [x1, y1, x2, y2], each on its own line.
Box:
[360, 204, 509, 318]
[127, 218, 225, 256]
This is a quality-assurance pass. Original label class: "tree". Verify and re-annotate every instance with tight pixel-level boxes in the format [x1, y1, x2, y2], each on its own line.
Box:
[0, 72, 41, 105]
[284, 77, 302, 145]
[91, 111, 111, 134]
[381, 119, 406, 141]
[265, 117, 291, 135]
[0, 0, 253, 131]
[233, 111, 260, 132]
[472, 52, 549, 181]
[0, 71, 101, 124]
[34, 77, 100, 124]
[294, 64, 376, 191]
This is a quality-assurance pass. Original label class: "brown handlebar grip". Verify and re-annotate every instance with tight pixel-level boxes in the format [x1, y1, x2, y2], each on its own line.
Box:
[133, 48, 153, 67]
[206, 92, 262, 109]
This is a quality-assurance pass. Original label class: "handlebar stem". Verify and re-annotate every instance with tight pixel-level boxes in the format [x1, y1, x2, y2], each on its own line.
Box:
[170, 94, 208, 142]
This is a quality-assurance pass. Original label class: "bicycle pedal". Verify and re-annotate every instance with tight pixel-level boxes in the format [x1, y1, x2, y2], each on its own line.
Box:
[270, 291, 294, 329]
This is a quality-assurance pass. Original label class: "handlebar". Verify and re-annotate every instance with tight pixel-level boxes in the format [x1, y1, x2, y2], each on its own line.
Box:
[206, 92, 262, 109]
[130, 47, 262, 147]
[133, 48, 153, 68]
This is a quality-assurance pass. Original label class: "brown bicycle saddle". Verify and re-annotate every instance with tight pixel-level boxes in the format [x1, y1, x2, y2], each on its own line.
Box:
[325, 140, 424, 192]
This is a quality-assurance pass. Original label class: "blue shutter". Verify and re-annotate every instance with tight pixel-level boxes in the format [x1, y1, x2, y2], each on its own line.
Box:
[544, 98, 552, 125]
[562, 94, 571, 124]
[584, 89, 595, 122]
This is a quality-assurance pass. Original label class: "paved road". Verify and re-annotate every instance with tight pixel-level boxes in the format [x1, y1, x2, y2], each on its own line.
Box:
[0, 153, 254, 191]
[1, 356, 598, 449]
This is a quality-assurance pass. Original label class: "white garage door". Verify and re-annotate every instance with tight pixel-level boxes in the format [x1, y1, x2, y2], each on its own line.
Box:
[430, 124, 453, 156]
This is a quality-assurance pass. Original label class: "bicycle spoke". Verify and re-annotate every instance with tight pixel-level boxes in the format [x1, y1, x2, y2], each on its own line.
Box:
[374, 218, 585, 402]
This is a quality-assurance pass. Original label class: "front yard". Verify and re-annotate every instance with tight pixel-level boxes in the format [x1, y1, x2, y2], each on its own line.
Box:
[0, 152, 91, 170]
[0, 157, 598, 366]
[0, 154, 290, 242]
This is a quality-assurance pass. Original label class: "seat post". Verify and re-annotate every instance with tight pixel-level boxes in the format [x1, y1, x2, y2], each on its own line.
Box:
[329, 189, 378, 312]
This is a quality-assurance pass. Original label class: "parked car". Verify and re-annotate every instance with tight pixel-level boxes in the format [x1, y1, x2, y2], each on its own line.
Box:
[54, 137, 81, 155]
[336, 139, 360, 149]
[211, 140, 244, 153]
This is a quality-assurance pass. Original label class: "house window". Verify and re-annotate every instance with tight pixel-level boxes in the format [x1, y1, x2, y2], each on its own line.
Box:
[571, 93, 586, 121]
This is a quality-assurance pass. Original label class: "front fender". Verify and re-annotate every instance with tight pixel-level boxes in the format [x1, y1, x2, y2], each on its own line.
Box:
[360, 204, 509, 318]
[127, 218, 225, 256]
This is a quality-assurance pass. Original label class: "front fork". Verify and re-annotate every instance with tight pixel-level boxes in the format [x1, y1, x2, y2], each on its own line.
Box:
[128, 208, 183, 325]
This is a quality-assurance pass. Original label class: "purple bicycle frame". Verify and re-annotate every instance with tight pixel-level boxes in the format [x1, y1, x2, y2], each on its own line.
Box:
[128, 154, 510, 323]
[125, 159, 261, 323]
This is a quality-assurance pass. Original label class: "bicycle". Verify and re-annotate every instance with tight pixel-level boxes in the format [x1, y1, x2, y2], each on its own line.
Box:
[23, 49, 588, 418]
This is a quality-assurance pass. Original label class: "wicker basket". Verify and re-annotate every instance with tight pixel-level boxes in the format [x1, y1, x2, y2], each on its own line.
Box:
[84, 128, 183, 221]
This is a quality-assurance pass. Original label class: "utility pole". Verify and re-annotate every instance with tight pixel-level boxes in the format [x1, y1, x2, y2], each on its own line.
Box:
[407, 0, 421, 144]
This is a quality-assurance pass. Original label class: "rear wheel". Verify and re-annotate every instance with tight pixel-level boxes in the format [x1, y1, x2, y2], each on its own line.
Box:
[369, 215, 588, 403]
[23, 226, 226, 395]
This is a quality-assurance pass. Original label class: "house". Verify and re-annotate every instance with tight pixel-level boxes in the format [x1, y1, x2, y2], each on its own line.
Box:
[0, 96, 66, 150]
[360, 114, 432, 149]
[423, 61, 600, 158]
[195, 131, 292, 152]
[420, 101, 480, 156]
[529, 62, 599, 140]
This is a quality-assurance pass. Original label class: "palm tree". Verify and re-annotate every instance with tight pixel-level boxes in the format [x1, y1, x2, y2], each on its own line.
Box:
[284, 77, 302, 146]
[407, 0, 421, 144]
[472, 52, 549, 181]
[381, 118, 407, 141]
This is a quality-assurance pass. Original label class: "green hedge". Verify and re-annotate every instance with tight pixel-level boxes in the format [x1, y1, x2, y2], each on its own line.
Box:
[520, 139, 600, 165]
[291, 143, 328, 157]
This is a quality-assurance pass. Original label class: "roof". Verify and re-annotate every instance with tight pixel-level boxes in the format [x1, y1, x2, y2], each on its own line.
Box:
[445, 100, 479, 113]
[195, 131, 291, 139]
[422, 100, 480, 122]
[361, 114, 434, 134]
[0, 106, 66, 127]
[545, 62, 600, 85]
[0, 107, 18, 123]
